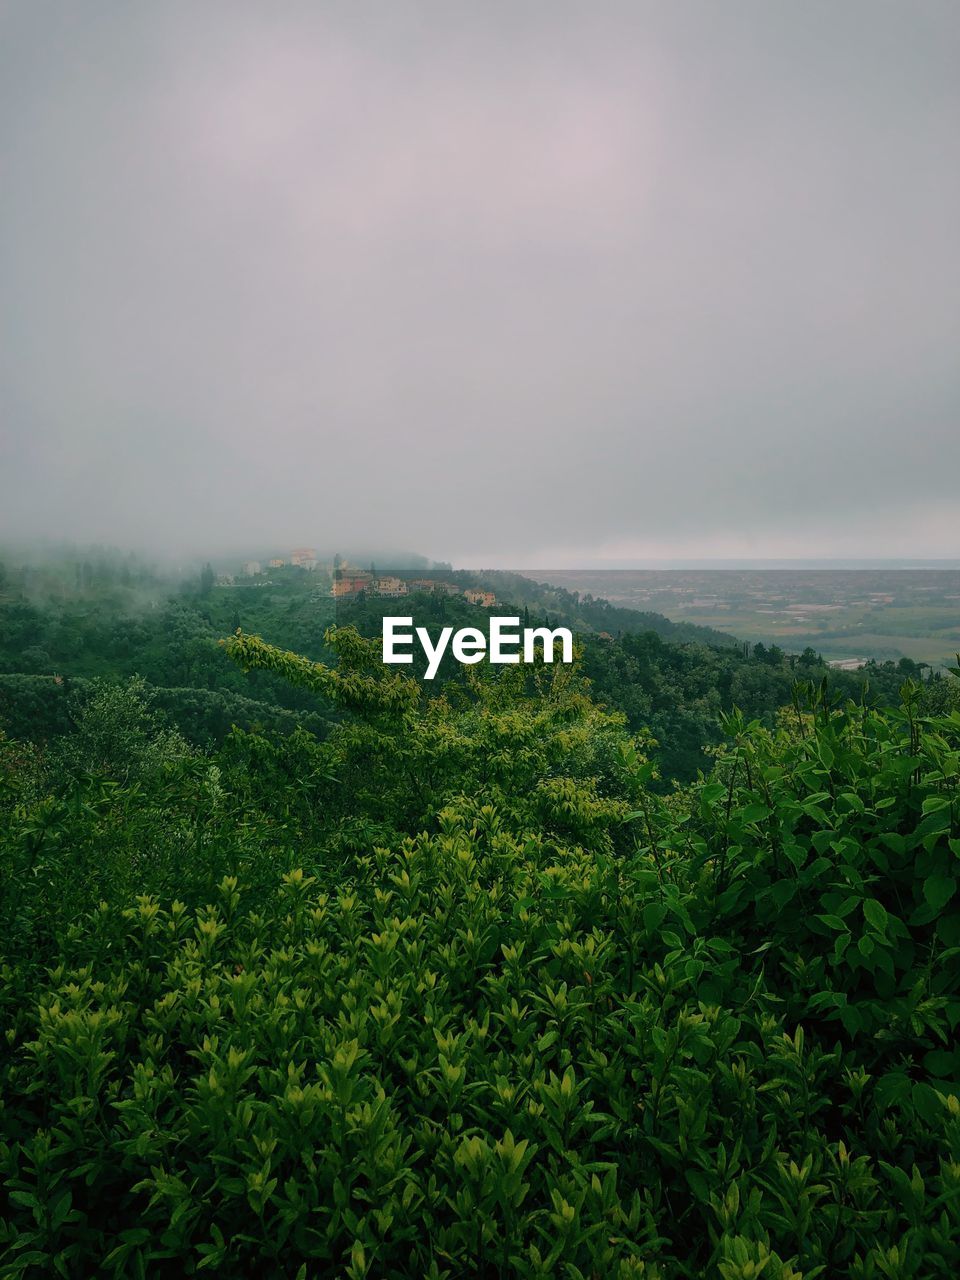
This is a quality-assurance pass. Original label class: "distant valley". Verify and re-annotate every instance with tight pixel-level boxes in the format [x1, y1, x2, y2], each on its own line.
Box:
[530, 568, 960, 669]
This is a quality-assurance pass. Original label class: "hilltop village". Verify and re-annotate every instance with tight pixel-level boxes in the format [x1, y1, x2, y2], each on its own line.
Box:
[229, 551, 497, 608]
[332, 568, 496, 608]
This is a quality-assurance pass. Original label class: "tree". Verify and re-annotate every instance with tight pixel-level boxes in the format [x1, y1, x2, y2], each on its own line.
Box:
[51, 677, 190, 783]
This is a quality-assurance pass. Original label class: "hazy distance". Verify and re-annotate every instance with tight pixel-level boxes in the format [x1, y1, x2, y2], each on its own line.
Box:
[1, 1, 958, 566]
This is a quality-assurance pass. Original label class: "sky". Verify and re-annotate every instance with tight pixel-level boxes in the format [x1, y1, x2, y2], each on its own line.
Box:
[1, 1, 958, 567]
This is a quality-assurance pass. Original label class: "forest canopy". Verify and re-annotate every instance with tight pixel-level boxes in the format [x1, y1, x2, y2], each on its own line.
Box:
[0, 586, 958, 1276]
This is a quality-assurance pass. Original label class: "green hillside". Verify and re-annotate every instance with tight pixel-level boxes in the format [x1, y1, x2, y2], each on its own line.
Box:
[0, 555, 947, 787]
[1, 624, 958, 1278]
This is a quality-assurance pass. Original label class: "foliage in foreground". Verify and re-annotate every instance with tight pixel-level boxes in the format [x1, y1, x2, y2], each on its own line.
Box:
[0, 631, 958, 1278]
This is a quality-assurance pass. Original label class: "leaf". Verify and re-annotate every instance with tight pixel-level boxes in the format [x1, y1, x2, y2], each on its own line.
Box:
[816, 913, 849, 932]
[916, 809, 951, 841]
[923, 875, 957, 911]
[924, 1048, 960, 1078]
[839, 1005, 865, 1036]
[921, 795, 951, 814]
[834, 895, 861, 919]
[770, 880, 796, 909]
[863, 899, 888, 933]
[741, 803, 770, 824]
[685, 1169, 710, 1203]
[775, 841, 802, 870]
[50, 1188, 72, 1231]
[642, 902, 667, 932]
[912, 1082, 944, 1125]
[875, 1070, 911, 1107]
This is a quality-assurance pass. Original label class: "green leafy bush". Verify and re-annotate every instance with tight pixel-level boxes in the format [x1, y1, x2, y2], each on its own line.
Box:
[0, 632, 957, 1277]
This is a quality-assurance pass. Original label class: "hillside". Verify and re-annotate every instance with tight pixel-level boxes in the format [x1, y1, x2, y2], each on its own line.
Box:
[1, 627, 958, 1277]
[0, 553, 949, 785]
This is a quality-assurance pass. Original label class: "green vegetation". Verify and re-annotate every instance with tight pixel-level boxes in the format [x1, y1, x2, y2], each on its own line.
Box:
[0, 553, 943, 785]
[0, 556, 337, 749]
[335, 592, 934, 784]
[1, 598, 959, 1276]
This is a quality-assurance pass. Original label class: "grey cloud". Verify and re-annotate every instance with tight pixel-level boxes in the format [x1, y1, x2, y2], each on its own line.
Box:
[1, 1, 957, 564]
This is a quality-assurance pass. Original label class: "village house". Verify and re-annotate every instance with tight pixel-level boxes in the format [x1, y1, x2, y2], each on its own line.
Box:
[242, 561, 261, 576]
[372, 576, 408, 598]
[331, 568, 373, 598]
[464, 589, 497, 608]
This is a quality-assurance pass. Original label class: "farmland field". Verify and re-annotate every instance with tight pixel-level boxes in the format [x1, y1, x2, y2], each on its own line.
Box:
[533, 569, 960, 668]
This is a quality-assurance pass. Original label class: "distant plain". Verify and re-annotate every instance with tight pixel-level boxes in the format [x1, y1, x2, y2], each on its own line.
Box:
[533, 569, 960, 668]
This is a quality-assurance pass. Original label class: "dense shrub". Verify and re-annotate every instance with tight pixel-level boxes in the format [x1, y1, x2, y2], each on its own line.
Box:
[0, 675, 331, 751]
[0, 633, 957, 1277]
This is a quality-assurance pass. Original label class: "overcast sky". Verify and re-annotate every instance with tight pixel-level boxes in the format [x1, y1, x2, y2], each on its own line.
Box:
[1, 1, 958, 566]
